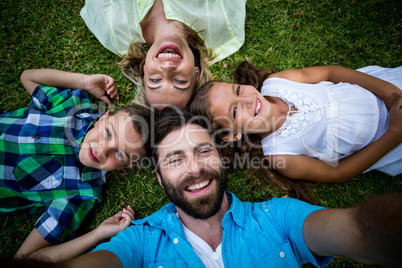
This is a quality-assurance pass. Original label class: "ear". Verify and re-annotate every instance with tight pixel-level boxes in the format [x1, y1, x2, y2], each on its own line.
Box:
[195, 67, 200, 80]
[155, 171, 164, 189]
[95, 110, 111, 126]
[222, 132, 242, 142]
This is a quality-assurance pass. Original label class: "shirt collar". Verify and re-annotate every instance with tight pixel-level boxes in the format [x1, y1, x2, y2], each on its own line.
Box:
[223, 191, 246, 228]
[134, 192, 246, 229]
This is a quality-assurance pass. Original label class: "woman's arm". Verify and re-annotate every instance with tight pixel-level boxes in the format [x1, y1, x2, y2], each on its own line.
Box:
[14, 206, 134, 263]
[269, 65, 401, 110]
[20, 69, 119, 104]
[267, 95, 402, 183]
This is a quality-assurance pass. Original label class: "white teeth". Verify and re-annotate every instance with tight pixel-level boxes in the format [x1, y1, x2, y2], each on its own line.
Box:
[255, 100, 261, 115]
[187, 180, 210, 191]
[158, 52, 181, 59]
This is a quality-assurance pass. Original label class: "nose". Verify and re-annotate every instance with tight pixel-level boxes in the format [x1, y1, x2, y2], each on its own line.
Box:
[160, 61, 176, 72]
[185, 156, 202, 177]
[238, 96, 253, 109]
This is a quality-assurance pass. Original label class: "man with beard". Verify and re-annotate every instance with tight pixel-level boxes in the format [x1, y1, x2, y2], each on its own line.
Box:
[10, 110, 402, 268]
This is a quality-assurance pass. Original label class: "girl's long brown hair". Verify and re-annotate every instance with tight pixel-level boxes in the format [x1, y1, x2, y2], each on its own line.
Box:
[190, 61, 314, 204]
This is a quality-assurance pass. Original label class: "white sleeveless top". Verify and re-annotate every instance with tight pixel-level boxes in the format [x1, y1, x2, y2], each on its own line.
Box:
[260, 66, 402, 176]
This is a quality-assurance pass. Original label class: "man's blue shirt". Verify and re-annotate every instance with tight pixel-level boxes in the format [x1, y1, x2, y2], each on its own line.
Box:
[94, 192, 334, 267]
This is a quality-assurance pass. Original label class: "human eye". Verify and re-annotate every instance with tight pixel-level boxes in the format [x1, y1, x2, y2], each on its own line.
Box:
[116, 151, 124, 161]
[175, 79, 187, 85]
[233, 107, 238, 119]
[168, 158, 183, 166]
[236, 85, 241, 95]
[198, 148, 211, 157]
[149, 78, 161, 83]
[105, 129, 112, 140]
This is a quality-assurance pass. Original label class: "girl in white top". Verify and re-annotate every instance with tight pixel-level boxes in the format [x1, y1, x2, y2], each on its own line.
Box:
[81, 0, 246, 109]
[190, 61, 402, 183]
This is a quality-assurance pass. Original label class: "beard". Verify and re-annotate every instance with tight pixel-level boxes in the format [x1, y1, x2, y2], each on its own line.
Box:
[160, 168, 228, 220]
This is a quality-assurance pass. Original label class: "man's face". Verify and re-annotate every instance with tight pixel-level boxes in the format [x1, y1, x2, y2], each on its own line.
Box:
[79, 111, 145, 171]
[157, 124, 227, 219]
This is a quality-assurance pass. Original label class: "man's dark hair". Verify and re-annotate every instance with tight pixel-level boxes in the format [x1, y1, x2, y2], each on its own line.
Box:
[151, 106, 210, 170]
[111, 104, 155, 158]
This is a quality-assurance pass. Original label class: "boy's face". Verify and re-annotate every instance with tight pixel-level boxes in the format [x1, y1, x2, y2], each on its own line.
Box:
[79, 111, 145, 171]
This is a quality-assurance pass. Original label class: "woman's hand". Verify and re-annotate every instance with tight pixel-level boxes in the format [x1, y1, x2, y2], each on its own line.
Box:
[85, 74, 119, 105]
[95, 205, 135, 241]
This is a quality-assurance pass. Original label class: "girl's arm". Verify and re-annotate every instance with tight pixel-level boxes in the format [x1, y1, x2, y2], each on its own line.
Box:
[267, 96, 402, 183]
[268, 65, 401, 110]
[14, 206, 134, 263]
[20, 69, 119, 105]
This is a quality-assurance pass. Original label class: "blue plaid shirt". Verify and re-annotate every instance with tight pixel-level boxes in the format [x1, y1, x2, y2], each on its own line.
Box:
[0, 85, 106, 244]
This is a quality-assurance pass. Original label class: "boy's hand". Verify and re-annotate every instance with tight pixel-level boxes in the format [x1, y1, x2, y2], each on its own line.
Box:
[86, 74, 119, 105]
[388, 95, 402, 142]
[95, 205, 135, 241]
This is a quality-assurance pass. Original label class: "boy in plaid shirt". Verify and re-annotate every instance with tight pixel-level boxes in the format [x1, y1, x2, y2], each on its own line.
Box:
[0, 69, 152, 261]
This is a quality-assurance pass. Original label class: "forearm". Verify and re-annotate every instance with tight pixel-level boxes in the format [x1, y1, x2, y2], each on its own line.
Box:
[352, 193, 402, 266]
[304, 193, 402, 267]
[24, 69, 90, 89]
[21, 69, 90, 95]
[270, 65, 401, 110]
[334, 130, 400, 182]
[25, 229, 106, 263]
[275, 130, 400, 183]
[326, 65, 401, 110]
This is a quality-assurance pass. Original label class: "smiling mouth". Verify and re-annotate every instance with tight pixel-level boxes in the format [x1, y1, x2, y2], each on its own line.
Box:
[255, 99, 261, 116]
[157, 45, 182, 60]
[186, 179, 212, 192]
[88, 145, 100, 163]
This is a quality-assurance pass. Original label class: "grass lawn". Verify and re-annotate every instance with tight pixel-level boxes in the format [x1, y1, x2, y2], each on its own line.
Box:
[0, 0, 401, 266]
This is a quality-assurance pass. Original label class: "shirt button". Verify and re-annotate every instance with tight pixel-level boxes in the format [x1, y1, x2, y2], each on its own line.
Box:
[279, 251, 285, 258]
[173, 238, 179, 244]
[33, 135, 40, 140]
[158, 266, 163, 268]
[69, 140, 75, 145]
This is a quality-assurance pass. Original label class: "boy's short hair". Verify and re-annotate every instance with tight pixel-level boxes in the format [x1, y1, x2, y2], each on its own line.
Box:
[151, 106, 210, 170]
[111, 104, 155, 158]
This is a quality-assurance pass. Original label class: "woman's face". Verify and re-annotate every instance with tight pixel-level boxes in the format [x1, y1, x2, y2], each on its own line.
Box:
[143, 33, 200, 109]
[208, 82, 273, 138]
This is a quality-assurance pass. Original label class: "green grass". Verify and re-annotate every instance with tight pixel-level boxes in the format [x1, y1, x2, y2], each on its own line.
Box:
[0, 0, 401, 266]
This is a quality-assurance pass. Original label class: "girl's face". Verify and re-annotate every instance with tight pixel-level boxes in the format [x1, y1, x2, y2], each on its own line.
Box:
[208, 82, 273, 140]
[143, 33, 200, 109]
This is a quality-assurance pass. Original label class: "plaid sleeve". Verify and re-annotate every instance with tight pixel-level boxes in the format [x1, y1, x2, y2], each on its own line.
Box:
[34, 196, 98, 244]
[30, 85, 94, 113]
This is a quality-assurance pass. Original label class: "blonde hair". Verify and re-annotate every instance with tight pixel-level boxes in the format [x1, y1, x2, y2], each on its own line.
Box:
[117, 24, 217, 107]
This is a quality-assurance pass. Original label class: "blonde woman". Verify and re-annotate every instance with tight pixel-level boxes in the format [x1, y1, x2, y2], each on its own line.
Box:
[81, 0, 246, 109]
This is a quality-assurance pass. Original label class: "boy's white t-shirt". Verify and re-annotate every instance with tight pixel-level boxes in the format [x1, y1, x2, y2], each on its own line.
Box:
[178, 214, 224, 268]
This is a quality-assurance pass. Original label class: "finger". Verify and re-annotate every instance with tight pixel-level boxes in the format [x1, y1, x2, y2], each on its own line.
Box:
[123, 208, 135, 220]
[99, 95, 112, 106]
[107, 77, 115, 88]
[107, 88, 117, 98]
[122, 212, 134, 224]
[126, 205, 134, 213]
